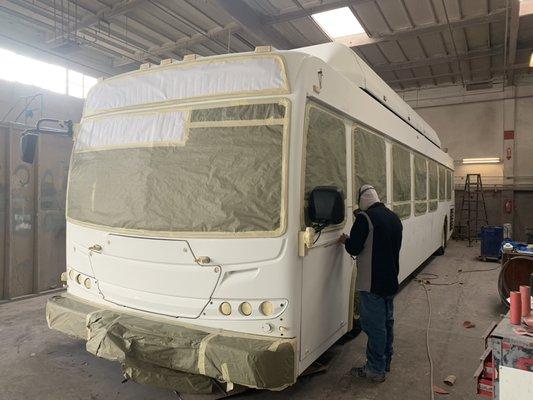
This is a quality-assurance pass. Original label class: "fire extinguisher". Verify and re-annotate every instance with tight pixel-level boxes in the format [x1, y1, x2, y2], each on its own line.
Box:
[506, 147, 512, 160]
[505, 199, 513, 214]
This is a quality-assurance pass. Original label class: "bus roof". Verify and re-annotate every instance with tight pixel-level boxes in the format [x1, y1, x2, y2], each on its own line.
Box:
[290, 43, 441, 148]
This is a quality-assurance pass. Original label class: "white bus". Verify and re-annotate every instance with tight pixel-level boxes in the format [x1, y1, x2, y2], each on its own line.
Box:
[44, 43, 454, 394]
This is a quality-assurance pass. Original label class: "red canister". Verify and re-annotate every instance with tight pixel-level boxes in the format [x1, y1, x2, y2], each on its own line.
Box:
[520, 285, 531, 317]
[510, 291, 521, 325]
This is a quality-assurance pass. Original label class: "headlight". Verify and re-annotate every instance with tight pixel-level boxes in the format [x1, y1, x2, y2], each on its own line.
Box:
[219, 302, 232, 315]
[239, 302, 252, 316]
[68, 269, 76, 280]
[83, 278, 92, 289]
[75, 274, 83, 284]
[259, 301, 274, 316]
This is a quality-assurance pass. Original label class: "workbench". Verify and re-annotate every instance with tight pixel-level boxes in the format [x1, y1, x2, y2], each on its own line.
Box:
[476, 313, 533, 399]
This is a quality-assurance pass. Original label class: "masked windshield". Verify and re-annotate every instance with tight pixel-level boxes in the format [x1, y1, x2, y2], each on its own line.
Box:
[67, 101, 288, 235]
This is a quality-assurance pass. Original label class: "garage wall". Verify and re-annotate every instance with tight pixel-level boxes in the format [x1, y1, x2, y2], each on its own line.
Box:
[1, 124, 72, 299]
[416, 101, 505, 187]
[417, 100, 503, 160]
[0, 79, 80, 299]
[402, 83, 533, 241]
[515, 97, 533, 182]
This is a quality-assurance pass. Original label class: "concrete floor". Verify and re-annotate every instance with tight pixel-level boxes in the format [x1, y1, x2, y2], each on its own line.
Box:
[0, 240, 505, 400]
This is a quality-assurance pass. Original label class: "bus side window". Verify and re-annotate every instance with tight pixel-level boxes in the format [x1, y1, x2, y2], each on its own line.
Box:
[446, 169, 452, 200]
[353, 127, 387, 208]
[438, 165, 446, 201]
[414, 155, 428, 215]
[428, 161, 438, 211]
[303, 104, 347, 227]
[392, 144, 412, 219]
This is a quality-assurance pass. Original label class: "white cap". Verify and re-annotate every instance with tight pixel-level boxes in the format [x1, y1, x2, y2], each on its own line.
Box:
[358, 184, 380, 211]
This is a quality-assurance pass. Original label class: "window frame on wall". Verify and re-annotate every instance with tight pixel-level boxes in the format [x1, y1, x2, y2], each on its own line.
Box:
[391, 143, 412, 219]
[352, 125, 387, 209]
[414, 153, 428, 216]
[0, 47, 97, 98]
[301, 102, 348, 229]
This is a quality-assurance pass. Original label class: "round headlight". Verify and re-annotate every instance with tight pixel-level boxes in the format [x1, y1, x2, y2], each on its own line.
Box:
[239, 302, 252, 316]
[75, 274, 83, 284]
[260, 301, 274, 316]
[219, 302, 232, 316]
[84, 278, 92, 289]
[69, 269, 76, 280]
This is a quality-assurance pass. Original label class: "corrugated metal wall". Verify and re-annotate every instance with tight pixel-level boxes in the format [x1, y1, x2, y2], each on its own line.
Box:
[1, 122, 72, 300]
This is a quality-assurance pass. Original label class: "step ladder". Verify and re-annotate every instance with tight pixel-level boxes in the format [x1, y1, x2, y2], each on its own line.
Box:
[456, 174, 489, 246]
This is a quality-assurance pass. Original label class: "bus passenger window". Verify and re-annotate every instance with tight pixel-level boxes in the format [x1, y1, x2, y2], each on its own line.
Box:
[428, 161, 438, 211]
[303, 104, 347, 227]
[439, 165, 446, 201]
[392, 145, 411, 219]
[414, 155, 427, 215]
[353, 127, 386, 207]
[446, 169, 453, 200]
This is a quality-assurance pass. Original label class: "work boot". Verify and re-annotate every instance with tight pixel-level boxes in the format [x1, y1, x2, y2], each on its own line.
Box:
[350, 366, 386, 383]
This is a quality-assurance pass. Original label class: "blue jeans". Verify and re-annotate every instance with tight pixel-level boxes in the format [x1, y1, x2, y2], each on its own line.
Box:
[358, 291, 394, 375]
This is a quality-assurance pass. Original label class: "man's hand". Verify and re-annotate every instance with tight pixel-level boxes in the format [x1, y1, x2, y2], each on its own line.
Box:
[338, 233, 348, 245]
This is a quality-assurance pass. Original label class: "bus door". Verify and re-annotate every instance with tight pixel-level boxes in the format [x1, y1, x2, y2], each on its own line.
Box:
[299, 103, 353, 365]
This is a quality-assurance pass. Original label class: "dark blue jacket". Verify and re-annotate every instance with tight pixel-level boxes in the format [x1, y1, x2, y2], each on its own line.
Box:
[344, 202, 403, 296]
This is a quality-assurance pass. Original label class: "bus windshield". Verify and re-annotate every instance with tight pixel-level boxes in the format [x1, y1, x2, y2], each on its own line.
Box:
[67, 101, 287, 235]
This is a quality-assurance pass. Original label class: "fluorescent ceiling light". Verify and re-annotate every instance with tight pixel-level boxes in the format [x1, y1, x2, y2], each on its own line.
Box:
[312, 7, 365, 39]
[462, 157, 501, 164]
[530, 51, 533, 68]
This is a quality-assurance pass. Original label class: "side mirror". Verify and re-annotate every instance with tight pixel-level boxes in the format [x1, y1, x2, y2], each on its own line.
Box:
[308, 186, 345, 228]
[21, 133, 38, 164]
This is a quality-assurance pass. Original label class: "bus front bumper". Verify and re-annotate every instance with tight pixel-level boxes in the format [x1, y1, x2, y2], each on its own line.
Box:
[46, 294, 297, 393]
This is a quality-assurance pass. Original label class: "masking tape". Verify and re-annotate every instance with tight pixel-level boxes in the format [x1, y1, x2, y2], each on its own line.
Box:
[221, 362, 231, 382]
[197, 333, 217, 375]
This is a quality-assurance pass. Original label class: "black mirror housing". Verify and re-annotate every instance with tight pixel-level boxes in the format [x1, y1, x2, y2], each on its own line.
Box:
[308, 186, 345, 227]
[21, 133, 38, 164]
[19, 119, 73, 164]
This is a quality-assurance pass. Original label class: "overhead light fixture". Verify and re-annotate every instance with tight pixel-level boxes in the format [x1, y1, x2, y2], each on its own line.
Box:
[530, 51, 533, 68]
[312, 7, 366, 39]
[462, 157, 501, 164]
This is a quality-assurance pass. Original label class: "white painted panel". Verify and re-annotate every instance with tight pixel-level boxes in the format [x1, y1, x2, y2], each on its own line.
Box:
[86, 234, 221, 318]
[104, 234, 196, 265]
[300, 232, 352, 361]
[98, 281, 208, 318]
[90, 252, 219, 299]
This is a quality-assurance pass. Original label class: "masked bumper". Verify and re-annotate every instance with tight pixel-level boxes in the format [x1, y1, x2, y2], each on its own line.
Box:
[46, 294, 296, 393]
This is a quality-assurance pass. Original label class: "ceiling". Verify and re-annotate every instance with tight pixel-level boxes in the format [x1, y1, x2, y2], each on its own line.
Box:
[0, 0, 532, 90]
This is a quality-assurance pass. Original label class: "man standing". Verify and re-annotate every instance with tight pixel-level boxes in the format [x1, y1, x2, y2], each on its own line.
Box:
[339, 184, 403, 383]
